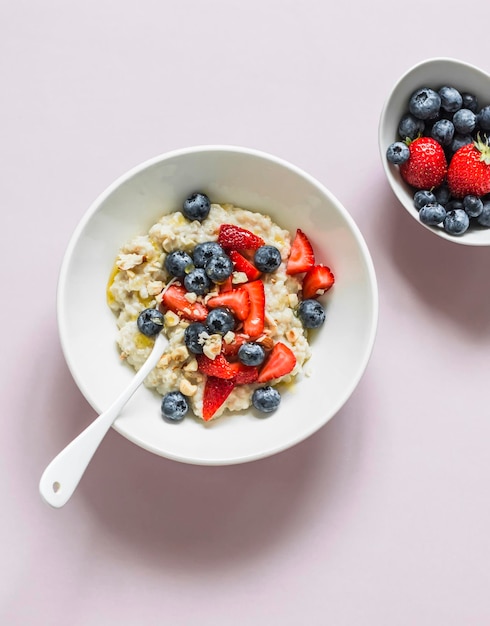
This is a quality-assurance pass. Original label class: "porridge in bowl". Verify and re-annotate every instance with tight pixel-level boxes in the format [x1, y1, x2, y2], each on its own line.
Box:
[107, 193, 335, 422]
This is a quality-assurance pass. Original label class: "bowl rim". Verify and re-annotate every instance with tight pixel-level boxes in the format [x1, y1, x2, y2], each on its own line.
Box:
[378, 56, 490, 247]
[57, 144, 379, 465]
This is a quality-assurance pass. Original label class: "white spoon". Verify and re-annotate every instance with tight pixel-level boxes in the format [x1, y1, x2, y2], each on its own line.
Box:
[39, 332, 168, 508]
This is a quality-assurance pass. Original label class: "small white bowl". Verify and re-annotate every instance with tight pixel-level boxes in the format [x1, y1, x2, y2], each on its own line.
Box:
[379, 57, 490, 246]
[58, 146, 378, 465]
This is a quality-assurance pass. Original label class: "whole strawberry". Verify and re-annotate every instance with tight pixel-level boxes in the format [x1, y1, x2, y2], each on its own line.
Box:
[447, 135, 490, 198]
[399, 137, 447, 189]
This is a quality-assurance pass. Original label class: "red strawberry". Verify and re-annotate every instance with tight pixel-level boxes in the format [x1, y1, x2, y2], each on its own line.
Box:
[221, 332, 249, 357]
[160, 284, 208, 321]
[241, 280, 265, 338]
[196, 354, 236, 379]
[286, 229, 315, 275]
[399, 137, 447, 189]
[219, 276, 233, 292]
[229, 250, 261, 281]
[257, 341, 296, 383]
[218, 224, 265, 251]
[206, 288, 250, 321]
[447, 136, 490, 197]
[228, 361, 259, 384]
[302, 265, 335, 299]
[202, 376, 235, 421]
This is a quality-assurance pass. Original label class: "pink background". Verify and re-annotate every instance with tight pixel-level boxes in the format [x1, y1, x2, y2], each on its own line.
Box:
[3, 2, 490, 624]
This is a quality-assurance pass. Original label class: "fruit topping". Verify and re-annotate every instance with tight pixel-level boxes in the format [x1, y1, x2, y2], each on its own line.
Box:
[197, 354, 236, 379]
[253, 245, 282, 273]
[298, 299, 326, 329]
[237, 341, 266, 366]
[241, 280, 265, 338]
[302, 265, 335, 299]
[161, 391, 189, 422]
[184, 322, 208, 354]
[218, 223, 265, 251]
[202, 376, 235, 421]
[160, 284, 208, 321]
[399, 137, 447, 189]
[228, 250, 261, 281]
[286, 229, 315, 274]
[137, 308, 165, 337]
[164, 250, 194, 278]
[447, 136, 490, 198]
[257, 341, 296, 383]
[205, 307, 236, 335]
[207, 288, 251, 321]
[183, 268, 211, 295]
[183, 192, 211, 222]
[228, 361, 259, 384]
[205, 253, 234, 283]
[252, 386, 281, 413]
[193, 241, 225, 268]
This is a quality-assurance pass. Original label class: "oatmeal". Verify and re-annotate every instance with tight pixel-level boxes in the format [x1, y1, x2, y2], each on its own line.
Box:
[108, 196, 334, 421]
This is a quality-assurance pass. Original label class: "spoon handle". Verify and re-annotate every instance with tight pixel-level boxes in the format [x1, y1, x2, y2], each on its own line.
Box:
[39, 333, 168, 508]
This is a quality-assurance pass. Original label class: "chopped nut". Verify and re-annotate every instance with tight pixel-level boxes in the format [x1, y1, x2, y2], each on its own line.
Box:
[223, 331, 235, 344]
[203, 334, 222, 359]
[157, 354, 171, 368]
[288, 293, 299, 308]
[164, 311, 180, 327]
[116, 253, 146, 271]
[232, 271, 248, 284]
[173, 345, 189, 363]
[184, 292, 198, 303]
[256, 335, 274, 351]
[184, 358, 198, 372]
[179, 378, 197, 397]
[286, 328, 300, 344]
[147, 281, 164, 296]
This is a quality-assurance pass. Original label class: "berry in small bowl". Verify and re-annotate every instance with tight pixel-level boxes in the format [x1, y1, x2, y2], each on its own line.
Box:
[379, 57, 490, 246]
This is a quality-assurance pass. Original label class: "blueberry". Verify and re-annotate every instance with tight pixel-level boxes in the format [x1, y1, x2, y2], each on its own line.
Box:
[164, 250, 193, 278]
[477, 106, 490, 131]
[444, 209, 470, 236]
[193, 241, 224, 268]
[433, 183, 452, 206]
[398, 113, 425, 141]
[183, 192, 211, 222]
[137, 308, 165, 337]
[386, 141, 410, 165]
[252, 386, 281, 413]
[183, 268, 211, 295]
[254, 245, 282, 273]
[409, 87, 441, 120]
[184, 322, 208, 354]
[430, 119, 454, 146]
[161, 391, 188, 422]
[419, 202, 446, 226]
[452, 109, 476, 134]
[297, 299, 326, 329]
[438, 86, 463, 113]
[413, 190, 436, 210]
[463, 195, 483, 218]
[451, 133, 473, 154]
[462, 92, 478, 113]
[238, 342, 266, 366]
[205, 253, 233, 283]
[445, 199, 464, 212]
[206, 307, 235, 335]
[477, 201, 490, 227]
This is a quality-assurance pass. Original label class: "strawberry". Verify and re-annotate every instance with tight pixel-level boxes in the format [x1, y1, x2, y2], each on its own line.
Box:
[228, 250, 261, 281]
[399, 137, 447, 189]
[196, 354, 236, 379]
[228, 361, 259, 384]
[302, 265, 335, 299]
[286, 229, 315, 275]
[241, 280, 265, 338]
[160, 284, 208, 321]
[221, 332, 249, 357]
[202, 376, 235, 421]
[218, 224, 265, 251]
[219, 276, 234, 292]
[206, 288, 250, 321]
[257, 341, 296, 383]
[447, 136, 490, 197]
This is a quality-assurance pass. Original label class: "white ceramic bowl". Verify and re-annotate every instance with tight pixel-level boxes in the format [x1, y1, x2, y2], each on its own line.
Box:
[58, 146, 378, 465]
[379, 57, 490, 246]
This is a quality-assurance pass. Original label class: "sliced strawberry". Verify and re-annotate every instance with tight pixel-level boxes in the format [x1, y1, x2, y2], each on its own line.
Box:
[302, 265, 335, 299]
[206, 288, 250, 321]
[257, 341, 296, 383]
[229, 250, 262, 281]
[286, 229, 315, 275]
[196, 354, 236, 380]
[202, 376, 235, 421]
[242, 280, 265, 338]
[219, 276, 234, 293]
[218, 224, 265, 251]
[160, 284, 208, 321]
[221, 332, 249, 357]
[228, 361, 259, 384]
